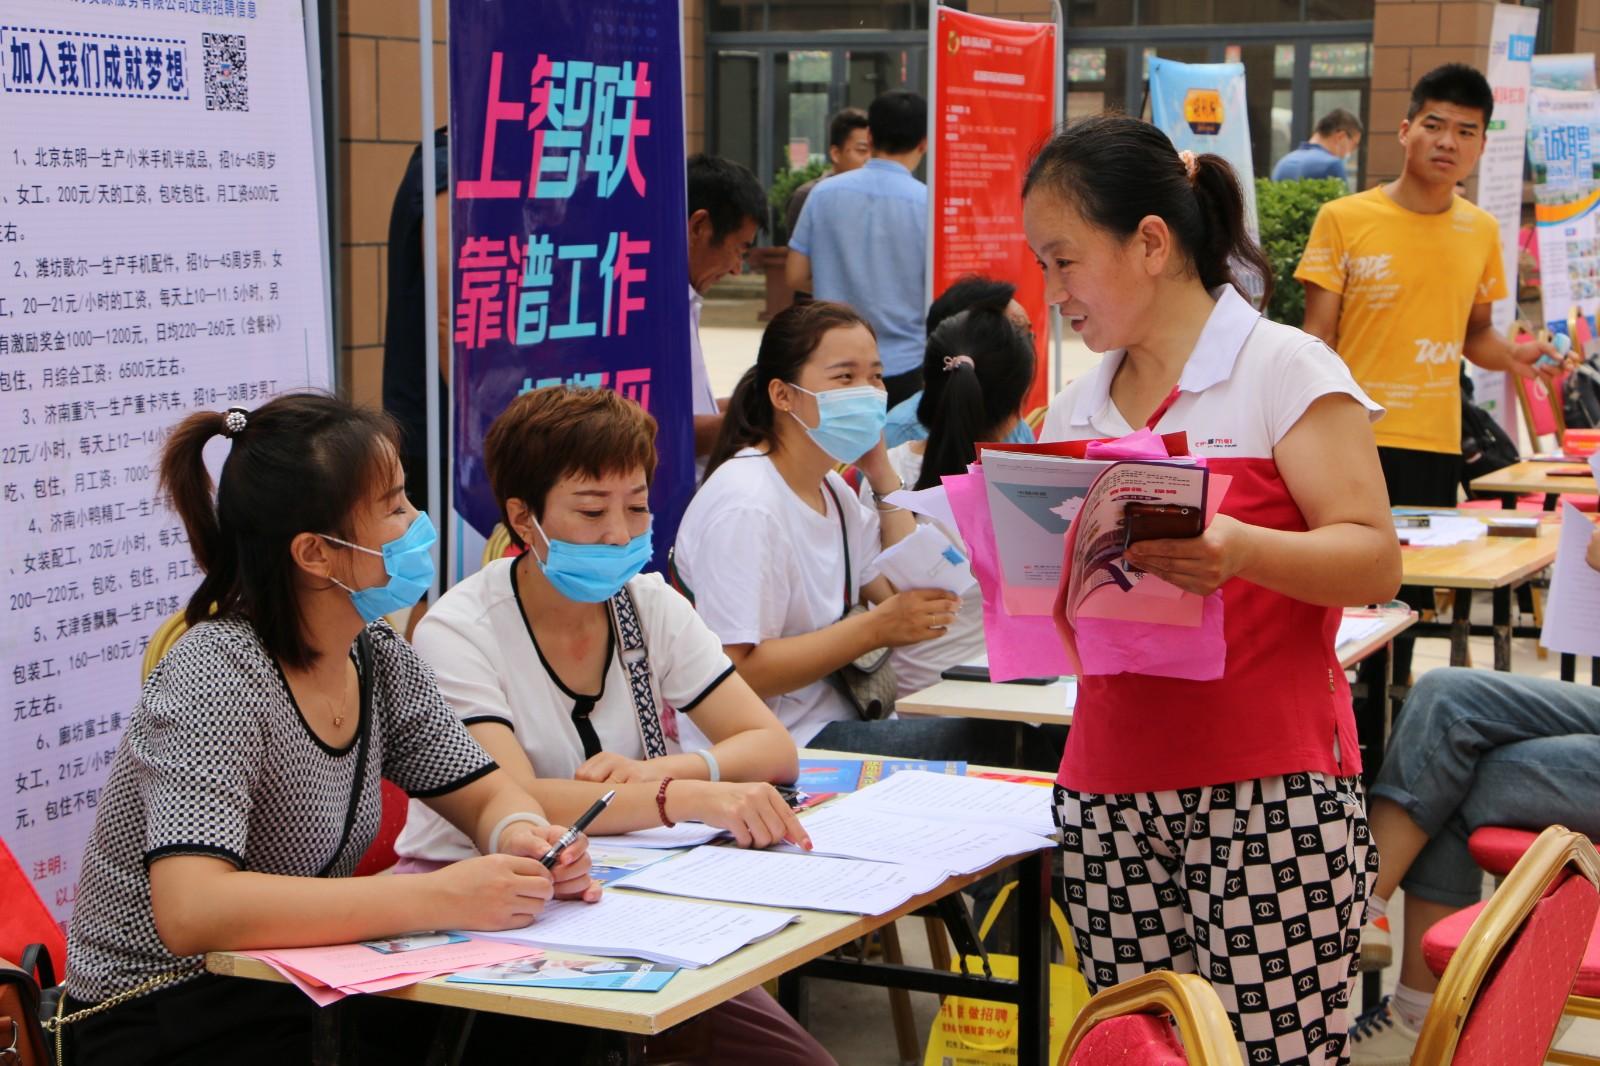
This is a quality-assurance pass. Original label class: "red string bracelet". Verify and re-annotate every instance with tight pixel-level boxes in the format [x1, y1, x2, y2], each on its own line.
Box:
[656, 777, 675, 827]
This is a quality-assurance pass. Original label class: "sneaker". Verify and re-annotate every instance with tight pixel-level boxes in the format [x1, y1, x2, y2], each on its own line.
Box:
[1348, 995, 1419, 1066]
[1358, 915, 1392, 971]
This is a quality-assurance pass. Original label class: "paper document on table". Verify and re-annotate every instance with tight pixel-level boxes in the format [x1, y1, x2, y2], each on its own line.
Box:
[780, 805, 1052, 874]
[615, 846, 948, 914]
[1540, 502, 1600, 657]
[585, 822, 725, 849]
[874, 523, 977, 596]
[1334, 615, 1388, 652]
[835, 769, 1055, 837]
[464, 892, 799, 969]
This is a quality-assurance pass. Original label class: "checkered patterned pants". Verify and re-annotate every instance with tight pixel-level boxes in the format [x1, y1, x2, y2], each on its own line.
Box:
[1053, 773, 1378, 1066]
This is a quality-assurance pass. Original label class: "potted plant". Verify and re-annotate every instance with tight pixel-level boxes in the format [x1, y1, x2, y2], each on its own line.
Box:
[752, 160, 829, 320]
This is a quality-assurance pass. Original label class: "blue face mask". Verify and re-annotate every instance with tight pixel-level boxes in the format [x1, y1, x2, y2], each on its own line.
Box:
[531, 516, 653, 603]
[323, 512, 437, 624]
[789, 384, 888, 463]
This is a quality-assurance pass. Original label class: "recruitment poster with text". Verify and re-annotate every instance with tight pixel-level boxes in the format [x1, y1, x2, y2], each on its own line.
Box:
[929, 6, 1055, 414]
[448, 0, 691, 579]
[0, 0, 331, 928]
[1528, 87, 1600, 332]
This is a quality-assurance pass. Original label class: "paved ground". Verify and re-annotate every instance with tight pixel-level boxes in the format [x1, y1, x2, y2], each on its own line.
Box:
[701, 290, 1600, 1065]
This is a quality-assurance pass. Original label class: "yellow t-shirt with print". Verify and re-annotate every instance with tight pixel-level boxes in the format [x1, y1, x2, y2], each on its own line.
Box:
[1294, 186, 1508, 455]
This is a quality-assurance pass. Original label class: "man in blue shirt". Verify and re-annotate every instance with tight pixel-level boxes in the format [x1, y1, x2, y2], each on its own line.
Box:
[1271, 108, 1363, 183]
[786, 90, 929, 407]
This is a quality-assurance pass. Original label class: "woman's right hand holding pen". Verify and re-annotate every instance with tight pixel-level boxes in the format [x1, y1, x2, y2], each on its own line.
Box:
[670, 779, 812, 851]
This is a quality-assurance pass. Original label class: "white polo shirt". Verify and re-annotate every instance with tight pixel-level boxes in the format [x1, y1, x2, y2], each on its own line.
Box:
[394, 559, 735, 864]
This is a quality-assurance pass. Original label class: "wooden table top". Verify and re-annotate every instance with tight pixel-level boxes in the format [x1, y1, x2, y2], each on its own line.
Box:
[1468, 460, 1597, 497]
[1398, 508, 1561, 590]
[207, 754, 1055, 1035]
[896, 606, 1416, 727]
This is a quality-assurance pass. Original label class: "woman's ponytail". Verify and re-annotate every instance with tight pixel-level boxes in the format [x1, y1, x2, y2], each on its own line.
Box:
[1189, 153, 1274, 310]
[704, 365, 768, 480]
[914, 308, 1035, 490]
[1024, 115, 1274, 307]
[159, 411, 237, 626]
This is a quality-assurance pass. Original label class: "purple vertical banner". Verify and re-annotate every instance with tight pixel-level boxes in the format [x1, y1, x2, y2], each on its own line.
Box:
[448, 0, 690, 578]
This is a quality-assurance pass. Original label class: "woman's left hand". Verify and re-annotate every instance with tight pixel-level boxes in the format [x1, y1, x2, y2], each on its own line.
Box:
[497, 822, 603, 903]
[575, 752, 659, 784]
[1122, 514, 1254, 597]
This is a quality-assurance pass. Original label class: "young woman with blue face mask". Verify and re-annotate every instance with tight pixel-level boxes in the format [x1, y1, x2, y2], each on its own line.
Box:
[60, 393, 597, 1066]
[678, 301, 1018, 763]
[394, 386, 833, 1066]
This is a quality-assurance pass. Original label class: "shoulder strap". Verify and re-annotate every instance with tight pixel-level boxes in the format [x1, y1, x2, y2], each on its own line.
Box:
[821, 478, 853, 615]
[610, 587, 669, 758]
[315, 632, 375, 878]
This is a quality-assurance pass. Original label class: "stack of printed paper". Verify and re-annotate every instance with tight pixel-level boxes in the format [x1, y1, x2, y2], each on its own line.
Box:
[614, 846, 951, 915]
[463, 892, 799, 968]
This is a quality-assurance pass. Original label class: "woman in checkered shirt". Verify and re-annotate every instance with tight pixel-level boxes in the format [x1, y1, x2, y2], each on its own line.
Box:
[60, 393, 597, 1064]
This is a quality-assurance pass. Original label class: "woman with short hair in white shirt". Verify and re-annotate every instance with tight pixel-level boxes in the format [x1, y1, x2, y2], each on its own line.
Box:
[675, 300, 1018, 763]
[394, 385, 832, 1065]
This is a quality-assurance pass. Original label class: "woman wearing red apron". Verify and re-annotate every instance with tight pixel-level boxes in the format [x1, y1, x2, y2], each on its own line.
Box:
[1027, 115, 1402, 1066]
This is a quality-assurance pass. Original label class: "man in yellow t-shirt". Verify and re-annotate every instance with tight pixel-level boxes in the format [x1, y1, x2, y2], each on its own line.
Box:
[1297, 63, 1558, 511]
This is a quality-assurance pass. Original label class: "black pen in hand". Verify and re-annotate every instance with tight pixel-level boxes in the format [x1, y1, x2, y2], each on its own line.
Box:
[541, 789, 616, 870]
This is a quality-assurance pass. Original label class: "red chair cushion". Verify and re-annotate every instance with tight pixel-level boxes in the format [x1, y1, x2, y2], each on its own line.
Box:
[1068, 1014, 1188, 1065]
[1470, 827, 1544, 877]
[354, 780, 408, 876]
[1471, 827, 1600, 878]
[1423, 873, 1600, 1011]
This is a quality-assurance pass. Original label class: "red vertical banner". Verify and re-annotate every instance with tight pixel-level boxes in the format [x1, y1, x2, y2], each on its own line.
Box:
[930, 6, 1058, 416]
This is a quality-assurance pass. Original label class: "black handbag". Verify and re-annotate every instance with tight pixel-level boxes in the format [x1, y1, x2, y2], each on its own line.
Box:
[2, 944, 56, 1066]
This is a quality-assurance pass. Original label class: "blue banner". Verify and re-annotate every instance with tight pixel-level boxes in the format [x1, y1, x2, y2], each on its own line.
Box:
[448, 0, 690, 577]
[1147, 57, 1259, 248]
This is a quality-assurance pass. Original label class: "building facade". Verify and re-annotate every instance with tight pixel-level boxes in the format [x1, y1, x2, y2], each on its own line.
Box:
[336, 0, 1600, 406]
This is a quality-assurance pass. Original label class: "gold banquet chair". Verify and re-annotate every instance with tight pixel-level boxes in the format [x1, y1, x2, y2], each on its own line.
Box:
[482, 522, 515, 566]
[1057, 970, 1243, 1066]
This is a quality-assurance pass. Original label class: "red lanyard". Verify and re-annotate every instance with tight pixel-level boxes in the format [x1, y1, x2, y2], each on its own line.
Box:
[1145, 386, 1181, 430]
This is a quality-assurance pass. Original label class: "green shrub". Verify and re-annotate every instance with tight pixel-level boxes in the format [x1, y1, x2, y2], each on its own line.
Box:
[767, 160, 828, 245]
[1255, 177, 1350, 328]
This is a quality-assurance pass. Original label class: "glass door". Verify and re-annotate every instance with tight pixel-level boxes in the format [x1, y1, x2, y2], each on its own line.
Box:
[773, 49, 834, 176]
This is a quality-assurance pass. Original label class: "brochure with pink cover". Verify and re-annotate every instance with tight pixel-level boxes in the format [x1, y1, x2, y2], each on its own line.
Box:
[1051, 431, 1231, 681]
[245, 934, 543, 1005]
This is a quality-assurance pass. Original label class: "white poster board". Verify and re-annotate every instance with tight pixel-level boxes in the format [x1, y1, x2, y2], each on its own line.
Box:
[0, 0, 331, 928]
[1472, 3, 1539, 432]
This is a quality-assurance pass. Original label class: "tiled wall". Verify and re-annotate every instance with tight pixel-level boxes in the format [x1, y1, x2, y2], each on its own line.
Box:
[1368, 0, 1499, 185]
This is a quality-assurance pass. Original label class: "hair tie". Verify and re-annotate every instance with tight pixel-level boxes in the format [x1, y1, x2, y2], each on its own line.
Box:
[942, 354, 975, 373]
[1178, 150, 1199, 183]
[222, 407, 248, 438]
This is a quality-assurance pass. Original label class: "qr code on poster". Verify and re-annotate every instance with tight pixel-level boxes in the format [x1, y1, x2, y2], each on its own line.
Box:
[203, 32, 248, 112]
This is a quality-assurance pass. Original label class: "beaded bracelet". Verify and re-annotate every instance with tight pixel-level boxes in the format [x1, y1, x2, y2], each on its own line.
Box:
[656, 777, 675, 827]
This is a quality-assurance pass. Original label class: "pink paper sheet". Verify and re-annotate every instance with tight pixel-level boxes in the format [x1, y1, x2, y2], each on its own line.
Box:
[944, 467, 1072, 681]
[246, 937, 543, 1005]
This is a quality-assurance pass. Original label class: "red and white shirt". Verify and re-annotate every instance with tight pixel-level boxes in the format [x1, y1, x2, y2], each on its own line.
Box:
[1041, 285, 1383, 794]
